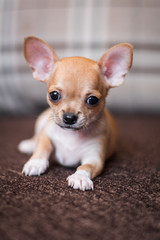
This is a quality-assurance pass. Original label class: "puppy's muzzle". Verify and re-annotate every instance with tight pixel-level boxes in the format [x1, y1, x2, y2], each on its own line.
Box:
[63, 112, 78, 125]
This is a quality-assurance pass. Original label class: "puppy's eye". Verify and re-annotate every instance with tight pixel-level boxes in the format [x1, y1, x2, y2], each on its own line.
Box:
[86, 96, 99, 106]
[49, 91, 61, 102]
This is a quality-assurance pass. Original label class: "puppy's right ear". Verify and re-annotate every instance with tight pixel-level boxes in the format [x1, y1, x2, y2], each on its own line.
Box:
[24, 36, 58, 82]
[98, 43, 133, 88]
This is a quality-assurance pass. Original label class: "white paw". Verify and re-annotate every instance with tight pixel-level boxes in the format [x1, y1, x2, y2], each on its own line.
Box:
[18, 139, 36, 155]
[22, 158, 49, 176]
[67, 170, 94, 191]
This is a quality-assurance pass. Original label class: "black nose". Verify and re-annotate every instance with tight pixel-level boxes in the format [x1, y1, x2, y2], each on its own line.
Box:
[63, 112, 78, 125]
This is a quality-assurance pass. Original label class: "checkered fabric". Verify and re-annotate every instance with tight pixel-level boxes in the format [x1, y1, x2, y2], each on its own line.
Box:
[0, 0, 160, 114]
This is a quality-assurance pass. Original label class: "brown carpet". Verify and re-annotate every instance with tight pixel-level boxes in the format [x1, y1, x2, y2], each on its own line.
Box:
[0, 115, 160, 240]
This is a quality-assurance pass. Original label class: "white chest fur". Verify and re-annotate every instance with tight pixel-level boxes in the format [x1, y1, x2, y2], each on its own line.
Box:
[46, 123, 87, 167]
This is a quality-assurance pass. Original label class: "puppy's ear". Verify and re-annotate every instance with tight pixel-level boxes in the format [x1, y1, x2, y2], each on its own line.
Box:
[98, 43, 133, 88]
[24, 36, 58, 82]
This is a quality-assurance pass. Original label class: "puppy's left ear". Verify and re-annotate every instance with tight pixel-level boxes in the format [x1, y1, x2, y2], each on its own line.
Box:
[98, 43, 133, 88]
[24, 36, 59, 82]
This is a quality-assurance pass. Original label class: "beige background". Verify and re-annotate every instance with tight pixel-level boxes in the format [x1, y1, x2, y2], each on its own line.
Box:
[0, 0, 160, 114]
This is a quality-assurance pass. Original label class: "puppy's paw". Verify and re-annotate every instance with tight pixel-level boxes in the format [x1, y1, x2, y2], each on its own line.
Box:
[18, 139, 36, 154]
[67, 170, 94, 191]
[22, 158, 49, 176]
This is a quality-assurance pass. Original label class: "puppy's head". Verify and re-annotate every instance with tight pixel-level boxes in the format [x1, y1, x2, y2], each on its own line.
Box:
[24, 37, 133, 130]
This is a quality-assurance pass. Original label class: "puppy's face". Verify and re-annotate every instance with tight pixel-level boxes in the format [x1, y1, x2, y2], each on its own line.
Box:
[24, 36, 133, 130]
[46, 57, 106, 130]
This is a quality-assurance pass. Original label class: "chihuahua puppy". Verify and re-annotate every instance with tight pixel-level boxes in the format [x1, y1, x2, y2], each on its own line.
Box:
[18, 36, 133, 191]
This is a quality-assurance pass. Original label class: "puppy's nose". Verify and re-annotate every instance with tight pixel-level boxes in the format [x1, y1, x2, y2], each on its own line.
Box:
[63, 112, 78, 125]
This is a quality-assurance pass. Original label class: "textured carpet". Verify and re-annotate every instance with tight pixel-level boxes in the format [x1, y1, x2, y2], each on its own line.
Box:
[0, 115, 160, 240]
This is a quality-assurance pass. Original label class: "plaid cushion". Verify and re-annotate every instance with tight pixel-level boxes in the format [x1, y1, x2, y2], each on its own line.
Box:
[0, 0, 160, 114]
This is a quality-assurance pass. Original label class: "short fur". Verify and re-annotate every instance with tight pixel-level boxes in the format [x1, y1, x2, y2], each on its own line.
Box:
[19, 36, 133, 191]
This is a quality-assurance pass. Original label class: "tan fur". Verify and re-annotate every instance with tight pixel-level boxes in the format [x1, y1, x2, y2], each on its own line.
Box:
[19, 36, 133, 191]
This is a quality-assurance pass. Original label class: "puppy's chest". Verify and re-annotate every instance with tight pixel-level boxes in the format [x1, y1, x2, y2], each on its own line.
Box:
[47, 125, 85, 167]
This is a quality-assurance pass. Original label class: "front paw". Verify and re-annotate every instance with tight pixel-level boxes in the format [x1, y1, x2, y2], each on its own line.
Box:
[67, 170, 94, 191]
[22, 158, 49, 176]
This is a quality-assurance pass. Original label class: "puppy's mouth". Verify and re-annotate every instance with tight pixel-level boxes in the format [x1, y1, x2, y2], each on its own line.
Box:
[55, 112, 85, 130]
[57, 123, 84, 131]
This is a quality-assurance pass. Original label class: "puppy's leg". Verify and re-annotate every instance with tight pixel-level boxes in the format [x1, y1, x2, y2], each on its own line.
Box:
[67, 158, 104, 191]
[22, 130, 53, 176]
[18, 109, 51, 154]
[18, 137, 37, 155]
